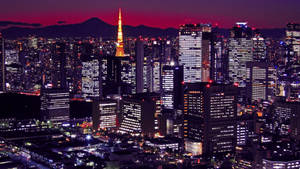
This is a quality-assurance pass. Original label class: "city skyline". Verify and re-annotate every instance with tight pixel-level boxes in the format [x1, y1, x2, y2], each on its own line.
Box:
[0, 2, 299, 169]
[0, 0, 300, 28]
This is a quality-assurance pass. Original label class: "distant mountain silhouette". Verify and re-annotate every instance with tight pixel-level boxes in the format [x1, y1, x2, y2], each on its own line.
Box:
[1, 18, 177, 39]
[0, 21, 41, 28]
[0, 18, 285, 39]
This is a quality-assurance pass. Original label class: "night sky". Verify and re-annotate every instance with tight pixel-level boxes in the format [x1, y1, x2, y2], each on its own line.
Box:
[1, 0, 300, 28]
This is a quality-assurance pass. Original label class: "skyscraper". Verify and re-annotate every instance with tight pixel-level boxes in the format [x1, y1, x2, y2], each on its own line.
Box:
[273, 101, 300, 139]
[286, 23, 300, 63]
[115, 8, 125, 57]
[246, 62, 277, 102]
[201, 25, 213, 82]
[70, 42, 84, 96]
[212, 38, 228, 83]
[119, 93, 161, 137]
[252, 33, 267, 61]
[120, 58, 136, 94]
[40, 88, 70, 122]
[179, 24, 212, 83]
[92, 99, 118, 130]
[82, 59, 101, 98]
[228, 22, 253, 87]
[183, 83, 238, 156]
[5, 49, 22, 92]
[161, 65, 183, 110]
[80, 43, 101, 99]
[151, 60, 161, 93]
[136, 39, 144, 93]
[179, 24, 202, 83]
[42, 42, 67, 90]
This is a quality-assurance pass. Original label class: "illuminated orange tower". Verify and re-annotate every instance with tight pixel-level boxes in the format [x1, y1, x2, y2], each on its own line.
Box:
[115, 8, 125, 57]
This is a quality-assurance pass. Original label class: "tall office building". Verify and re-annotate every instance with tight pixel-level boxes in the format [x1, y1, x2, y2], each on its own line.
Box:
[152, 39, 173, 66]
[40, 88, 70, 122]
[20, 44, 41, 92]
[5, 49, 22, 92]
[52, 42, 67, 89]
[80, 43, 101, 99]
[135, 38, 153, 93]
[42, 42, 67, 90]
[228, 22, 253, 87]
[151, 60, 161, 93]
[92, 99, 117, 130]
[119, 93, 161, 137]
[101, 55, 108, 86]
[246, 62, 276, 102]
[286, 23, 300, 63]
[161, 65, 183, 110]
[149, 39, 176, 93]
[82, 59, 101, 99]
[183, 83, 238, 156]
[179, 24, 202, 83]
[69, 42, 84, 96]
[119, 98, 143, 135]
[237, 118, 254, 146]
[212, 39, 228, 83]
[236, 107, 255, 146]
[252, 33, 267, 61]
[273, 101, 300, 140]
[179, 24, 213, 83]
[120, 58, 136, 94]
[136, 39, 144, 93]
[201, 25, 213, 82]
[109, 56, 135, 94]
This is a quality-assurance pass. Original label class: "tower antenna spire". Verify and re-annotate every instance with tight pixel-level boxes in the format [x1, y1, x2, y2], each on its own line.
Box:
[116, 8, 125, 57]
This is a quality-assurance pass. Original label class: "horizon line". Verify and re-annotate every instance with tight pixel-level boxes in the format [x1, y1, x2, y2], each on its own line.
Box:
[0, 17, 291, 30]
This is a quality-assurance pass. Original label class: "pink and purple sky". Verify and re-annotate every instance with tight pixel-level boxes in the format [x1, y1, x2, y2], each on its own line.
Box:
[1, 0, 299, 28]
